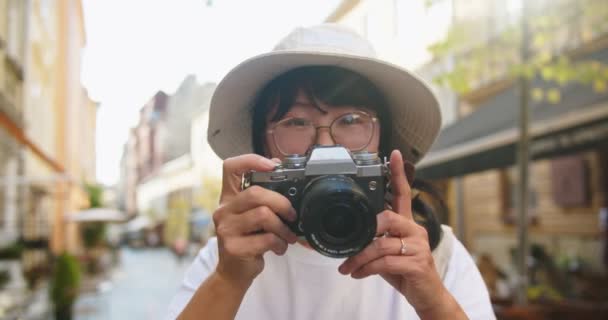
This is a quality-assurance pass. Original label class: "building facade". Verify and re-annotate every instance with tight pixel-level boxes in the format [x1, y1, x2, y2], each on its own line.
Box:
[119, 77, 218, 247]
[329, 0, 608, 304]
[53, 0, 97, 254]
[325, 0, 459, 126]
[0, 0, 28, 248]
[1, 0, 97, 256]
[416, 0, 608, 273]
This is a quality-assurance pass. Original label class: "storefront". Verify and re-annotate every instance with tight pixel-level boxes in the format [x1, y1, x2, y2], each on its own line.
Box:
[416, 47, 608, 312]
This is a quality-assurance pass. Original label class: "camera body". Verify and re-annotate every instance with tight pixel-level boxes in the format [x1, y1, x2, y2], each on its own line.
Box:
[243, 145, 388, 258]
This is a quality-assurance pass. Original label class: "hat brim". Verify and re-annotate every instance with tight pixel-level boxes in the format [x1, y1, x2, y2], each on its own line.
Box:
[208, 51, 441, 164]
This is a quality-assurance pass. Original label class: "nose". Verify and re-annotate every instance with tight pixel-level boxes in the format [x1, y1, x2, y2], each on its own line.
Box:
[315, 127, 335, 146]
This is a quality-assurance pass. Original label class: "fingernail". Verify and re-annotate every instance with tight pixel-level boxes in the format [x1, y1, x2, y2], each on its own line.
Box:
[338, 264, 347, 274]
[261, 157, 277, 168]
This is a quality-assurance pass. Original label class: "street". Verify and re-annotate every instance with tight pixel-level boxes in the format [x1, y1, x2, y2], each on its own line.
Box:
[75, 247, 194, 320]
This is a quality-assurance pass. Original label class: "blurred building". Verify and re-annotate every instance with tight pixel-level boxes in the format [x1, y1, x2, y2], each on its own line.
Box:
[165, 75, 216, 162]
[134, 91, 169, 183]
[325, 0, 458, 126]
[52, 0, 98, 255]
[115, 91, 169, 216]
[415, 0, 608, 275]
[0, 0, 28, 248]
[329, 0, 608, 299]
[21, 0, 60, 271]
[190, 108, 222, 180]
[1, 0, 97, 256]
[119, 76, 218, 245]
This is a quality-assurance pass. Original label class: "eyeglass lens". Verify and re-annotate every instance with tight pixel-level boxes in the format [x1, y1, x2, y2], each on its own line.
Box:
[271, 112, 375, 155]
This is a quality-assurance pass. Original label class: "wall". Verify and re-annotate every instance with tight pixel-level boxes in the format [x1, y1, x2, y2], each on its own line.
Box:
[459, 150, 606, 272]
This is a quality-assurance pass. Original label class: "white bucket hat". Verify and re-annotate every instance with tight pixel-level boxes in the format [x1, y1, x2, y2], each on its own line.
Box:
[208, 23, 441, 164]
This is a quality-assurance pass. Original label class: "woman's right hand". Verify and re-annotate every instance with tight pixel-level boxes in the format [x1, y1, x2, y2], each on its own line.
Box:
[212, 154, 298, 288]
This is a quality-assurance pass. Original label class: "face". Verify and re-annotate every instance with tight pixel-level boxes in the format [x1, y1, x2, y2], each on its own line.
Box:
[264, 90, 381, 160]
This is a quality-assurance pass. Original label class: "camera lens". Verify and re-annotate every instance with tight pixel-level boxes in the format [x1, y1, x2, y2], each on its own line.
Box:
[322, 205, 356, 239]
[299, 175, 377, 258]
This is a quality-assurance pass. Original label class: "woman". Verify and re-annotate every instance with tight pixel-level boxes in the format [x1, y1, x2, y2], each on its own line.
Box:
[167, 24, 495, 320]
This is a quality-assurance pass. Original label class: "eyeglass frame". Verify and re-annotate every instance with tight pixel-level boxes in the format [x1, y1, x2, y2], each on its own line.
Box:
[266, 110, 379, 156]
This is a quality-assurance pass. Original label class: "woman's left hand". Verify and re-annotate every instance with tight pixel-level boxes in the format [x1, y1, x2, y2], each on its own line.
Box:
[338, 150, 465, 319]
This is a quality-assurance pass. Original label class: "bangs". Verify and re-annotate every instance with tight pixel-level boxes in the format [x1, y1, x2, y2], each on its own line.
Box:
[251, 66, 392, 156]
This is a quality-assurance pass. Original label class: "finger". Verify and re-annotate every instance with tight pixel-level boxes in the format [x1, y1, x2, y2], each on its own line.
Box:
[221, 154, 278, 203]
[224, 233, 288, 257]
[389, 150, 413, 219]
[375, 210, 429, 241]
[338, 236, 407, 275]
[351, 248, 435, 279]
[350, 255, 414, 279]
[373, 210, 413, 237]
[224, 185, 297, 222]
[224, 206, 298, 244]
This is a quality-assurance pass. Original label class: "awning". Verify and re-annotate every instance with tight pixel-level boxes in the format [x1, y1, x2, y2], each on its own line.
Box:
[125, 215, 153, 232]
[417, 47, 608, 180]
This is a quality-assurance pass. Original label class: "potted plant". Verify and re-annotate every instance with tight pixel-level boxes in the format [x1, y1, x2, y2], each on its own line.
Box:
[0, 242, 23, 260]
[0, 242, 26, 292]
[49, 253, 81, 320]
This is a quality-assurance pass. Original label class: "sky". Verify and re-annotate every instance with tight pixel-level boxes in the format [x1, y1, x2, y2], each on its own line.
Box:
[82, 0, 341, 185]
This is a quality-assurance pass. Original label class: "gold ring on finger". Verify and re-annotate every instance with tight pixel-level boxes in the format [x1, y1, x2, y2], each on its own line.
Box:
[400, 238, 407, 255]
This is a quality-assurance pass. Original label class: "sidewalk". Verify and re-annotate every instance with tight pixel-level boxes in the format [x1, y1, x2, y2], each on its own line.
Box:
[74, 247, 193, 320]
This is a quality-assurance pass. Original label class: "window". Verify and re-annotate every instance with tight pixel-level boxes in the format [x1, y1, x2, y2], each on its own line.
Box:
[500, 166, 538, 224]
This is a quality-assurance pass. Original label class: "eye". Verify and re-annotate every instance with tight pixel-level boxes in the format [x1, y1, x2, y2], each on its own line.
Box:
[337, 113, 364, 126]
[282, 118, 311, 127]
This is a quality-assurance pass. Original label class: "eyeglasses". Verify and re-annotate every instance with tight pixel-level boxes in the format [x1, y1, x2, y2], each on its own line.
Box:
[267, 111, 378, 156]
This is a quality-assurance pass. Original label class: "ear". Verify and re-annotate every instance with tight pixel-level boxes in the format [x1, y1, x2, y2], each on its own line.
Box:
[404, 161, 415, 187]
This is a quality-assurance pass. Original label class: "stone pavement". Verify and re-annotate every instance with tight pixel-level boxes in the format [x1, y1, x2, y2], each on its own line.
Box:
[75, 247, 194, 320]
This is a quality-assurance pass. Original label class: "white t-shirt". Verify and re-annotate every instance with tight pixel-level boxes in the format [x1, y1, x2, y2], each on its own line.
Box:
[166, 235, 495, 320]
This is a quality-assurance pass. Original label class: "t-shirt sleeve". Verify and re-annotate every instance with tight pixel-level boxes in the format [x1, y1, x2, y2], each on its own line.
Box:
[443, 238, 496, 320]
[165, 237, 219, 320]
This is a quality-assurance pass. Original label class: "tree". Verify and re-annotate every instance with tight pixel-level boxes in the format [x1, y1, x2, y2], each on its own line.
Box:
[81, 184, 106, 249]
[427, 0, 608, 102]
[50, 253, 81, 320]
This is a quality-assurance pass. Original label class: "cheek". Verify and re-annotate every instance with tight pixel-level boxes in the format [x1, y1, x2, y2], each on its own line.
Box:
[367, 123, 381, 153]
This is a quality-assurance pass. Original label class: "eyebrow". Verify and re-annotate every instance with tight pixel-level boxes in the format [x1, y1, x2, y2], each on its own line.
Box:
[292, 100, 329, 114]
[293, 101, 313, 107]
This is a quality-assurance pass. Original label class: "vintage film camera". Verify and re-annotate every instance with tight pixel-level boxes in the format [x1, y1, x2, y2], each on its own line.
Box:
[243, 145, 389, 258]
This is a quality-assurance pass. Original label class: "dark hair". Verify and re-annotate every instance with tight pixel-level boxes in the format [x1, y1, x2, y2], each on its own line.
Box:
[250, 66, 444, 250]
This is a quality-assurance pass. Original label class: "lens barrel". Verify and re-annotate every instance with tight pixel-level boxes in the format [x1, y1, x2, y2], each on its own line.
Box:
[299, 175, 377, 258]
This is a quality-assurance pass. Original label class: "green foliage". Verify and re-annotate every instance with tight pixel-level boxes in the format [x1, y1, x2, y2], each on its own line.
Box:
[81, 184, 107, 249]
[85, 183, 104, 208]
[81, 222, 106, 248]
[0, 270, 9, 289]
[527, 285, 563, 302]
[0, 242, 24, 260]
[428, 0, 608, 102]
[50, 253, 81, 320]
